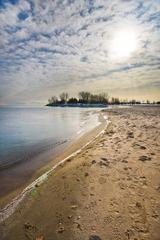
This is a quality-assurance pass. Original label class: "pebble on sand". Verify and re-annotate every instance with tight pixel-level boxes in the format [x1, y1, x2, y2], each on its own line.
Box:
[57, 223, 65, 233]
[91, 160, 96, 164]
[139, 155, 151, 161]
[70, 205, 78, 209]
[89, 235, 102, 240]
[85, 172, 89, 177]
[127, 131, 134, 138]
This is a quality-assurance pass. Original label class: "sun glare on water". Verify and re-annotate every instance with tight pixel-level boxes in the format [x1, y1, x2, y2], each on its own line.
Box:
[110, 29, 138, 59]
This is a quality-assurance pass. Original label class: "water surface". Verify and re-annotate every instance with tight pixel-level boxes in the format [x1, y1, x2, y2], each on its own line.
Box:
[0, 106, 100, 197]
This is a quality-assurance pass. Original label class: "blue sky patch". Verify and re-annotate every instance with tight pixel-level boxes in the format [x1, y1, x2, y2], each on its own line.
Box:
[0, 0, 19, 8]
[18, 11, 29, 21]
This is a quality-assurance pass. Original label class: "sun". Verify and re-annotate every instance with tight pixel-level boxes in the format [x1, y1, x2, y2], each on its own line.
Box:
[110, 29, 138, 59]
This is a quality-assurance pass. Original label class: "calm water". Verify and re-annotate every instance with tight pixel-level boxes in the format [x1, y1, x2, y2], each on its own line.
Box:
[0, 106, 100, 197]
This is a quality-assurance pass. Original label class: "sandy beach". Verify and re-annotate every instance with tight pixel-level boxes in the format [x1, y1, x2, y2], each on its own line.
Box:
[0, 106, 160, 240]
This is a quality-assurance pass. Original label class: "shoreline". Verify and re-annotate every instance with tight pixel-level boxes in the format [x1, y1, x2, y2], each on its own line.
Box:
[0, 107, 101, 205]
[0, 109, 103, 207]
[1, 106, 160, 240]
[0, 111, 108, 222]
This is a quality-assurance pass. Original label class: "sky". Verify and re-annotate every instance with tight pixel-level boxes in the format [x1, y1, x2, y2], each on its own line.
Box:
[0, 0, 160, 105]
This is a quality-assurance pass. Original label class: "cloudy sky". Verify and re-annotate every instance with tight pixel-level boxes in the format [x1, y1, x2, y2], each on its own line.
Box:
[0, 0, 160, 105]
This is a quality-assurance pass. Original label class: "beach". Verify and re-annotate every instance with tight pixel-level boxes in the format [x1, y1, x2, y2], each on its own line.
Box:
[0, 106, 160, 240]
[0, 107, 101, 208]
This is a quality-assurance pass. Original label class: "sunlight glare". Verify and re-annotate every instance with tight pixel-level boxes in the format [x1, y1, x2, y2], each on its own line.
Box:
[110, 29, 138, 59]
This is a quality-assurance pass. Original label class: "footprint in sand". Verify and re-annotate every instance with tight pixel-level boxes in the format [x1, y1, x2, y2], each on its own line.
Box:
[128, 202, 150, 235]
[24, 222, 38, 239]
[98, 177, 106, 184]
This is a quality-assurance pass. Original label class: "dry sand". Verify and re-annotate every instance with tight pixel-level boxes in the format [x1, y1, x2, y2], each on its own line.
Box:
[0, 106, 160, 240]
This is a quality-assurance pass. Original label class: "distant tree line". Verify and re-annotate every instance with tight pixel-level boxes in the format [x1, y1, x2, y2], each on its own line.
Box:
[47, 91, 160, 106]
[47, 92, 109, 105]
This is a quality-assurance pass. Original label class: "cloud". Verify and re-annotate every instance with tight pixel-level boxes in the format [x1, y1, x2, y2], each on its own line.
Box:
[0, 0, 160, 105]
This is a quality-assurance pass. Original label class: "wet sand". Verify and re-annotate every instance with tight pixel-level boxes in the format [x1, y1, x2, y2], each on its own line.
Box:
[0, 106, 160, 240]
[0, 112, 105, 209]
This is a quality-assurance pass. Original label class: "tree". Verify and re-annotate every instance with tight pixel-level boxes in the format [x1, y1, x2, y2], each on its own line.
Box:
[130, 99, 136, 105]
[90, 94, 98, 103]
[111, 97, 120, 104]
[98, 93, 109, 104]
[59, 92, 69, 103]
[68, 98, 78, 104]
[48, 98, 52, 104]
[78, 91, 91, 103]
[48, 96, 58, 104]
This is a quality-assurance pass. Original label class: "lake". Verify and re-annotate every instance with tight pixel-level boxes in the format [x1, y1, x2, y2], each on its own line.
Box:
[0, 106, 100, 197]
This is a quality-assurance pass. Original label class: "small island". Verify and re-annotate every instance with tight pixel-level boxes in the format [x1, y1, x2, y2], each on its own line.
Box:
[46, 91, 109, 108]
[46, 91, 160, 108]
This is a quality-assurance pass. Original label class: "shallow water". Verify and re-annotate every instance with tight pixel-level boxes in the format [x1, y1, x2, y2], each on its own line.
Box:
[0, 106, 100, 197]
